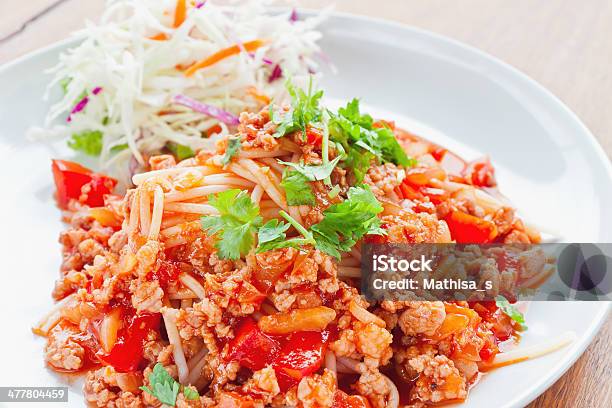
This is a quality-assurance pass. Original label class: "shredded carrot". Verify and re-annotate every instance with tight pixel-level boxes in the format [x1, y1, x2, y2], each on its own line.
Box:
[150, 33, 169, 41]
[247, 86, 271, 105]
[184, 39, 267, 77]
[173, 0, 187, 28]
[206, 124, 223, 136]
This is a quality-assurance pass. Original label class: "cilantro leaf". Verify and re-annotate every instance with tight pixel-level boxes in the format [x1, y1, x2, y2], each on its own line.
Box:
[140, 363, 180, 406]
[255, 187, 384, 258]
[271, 78, 323, 138]
[311, 185, 385, 259]
[329, 99, 416, 174]
[495, 296, 527, 330]
[67, 130, 103, 156]
[221, 137, 241, 165]
[376, 126, 416, 167]
[280, 169, 316, 205]
[279, 155, 342, 182]
[183, 386, 199, 400]
[167, 142, 195, 161]
[258, 219, 291, 245]
[256, 212, 315, 253]
[338, 98, 373, 128]
[270, 105, 296, 138]
[201, 189, 263, 260]
[344, 146, 375, 183]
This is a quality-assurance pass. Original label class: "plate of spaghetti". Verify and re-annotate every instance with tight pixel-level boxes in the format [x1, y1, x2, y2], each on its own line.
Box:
[0, 1, 610, 408]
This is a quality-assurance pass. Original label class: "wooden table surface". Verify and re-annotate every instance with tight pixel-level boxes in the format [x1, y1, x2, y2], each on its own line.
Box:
[0, 1, 610, 407]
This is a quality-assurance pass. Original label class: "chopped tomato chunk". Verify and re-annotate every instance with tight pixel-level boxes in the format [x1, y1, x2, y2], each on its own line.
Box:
[273, 331, 327, 388]
[333, 390, 372, 408]
[463, 157, 496, 187]
[97, 312, 160, 372]
[444, 211, 498, 243]
[404, 167, 446, 186]
[226, 317, 280, 371]
[305, 125, 323, 146]
[52, 159, 117, 209]
[149, 260, 181, 288]
[398, 181, 424, 201]
[420, 187, 449, 204]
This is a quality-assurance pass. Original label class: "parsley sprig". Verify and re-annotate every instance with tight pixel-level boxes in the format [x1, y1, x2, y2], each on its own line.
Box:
[201, 189, 263, 260]
[140, 363, 198, 406]
[257, 212, 316, 253]
[270, 78, 323, 138]
[311, 185, 385, 258]
[278, 155, 342, 182]
[257, 185, 385, 259]
[221, 136, 241, 165]
[329, 98, 416, 181]
[280, 169, 316, 206]
[495, 295, 527, 330]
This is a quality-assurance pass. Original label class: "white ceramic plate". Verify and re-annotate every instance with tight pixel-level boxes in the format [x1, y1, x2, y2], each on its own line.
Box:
[0, 11, 610, 408]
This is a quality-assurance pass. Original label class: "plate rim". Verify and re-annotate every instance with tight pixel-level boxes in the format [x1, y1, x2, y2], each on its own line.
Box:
[0, 10, 610, 407]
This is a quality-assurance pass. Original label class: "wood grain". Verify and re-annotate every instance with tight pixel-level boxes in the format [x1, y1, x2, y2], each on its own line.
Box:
[0, 1, 610, 407]
[529, 317, 612, 408]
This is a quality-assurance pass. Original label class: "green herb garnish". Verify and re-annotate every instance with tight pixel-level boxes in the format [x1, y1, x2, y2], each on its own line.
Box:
[310, 185, 385, 259]
[110, 143, 129, 153]
[182, 386, 199, 401]
[270, 77, 323, 138]
[495, 295, 527, 330]
[280, 168, 316, 206]
[140, 364, 199, 406]
[278, 155, 342, 182]
[256, 185, 385, 259]
[140, 364, 180, 406]
[221, 136, 241, 165]
[167, 142, 195, 161]
[67, 130, 103, 156]
[201, 189, 263, 260]
[329, 98, 416, 177]
[256, 211, 316, 253]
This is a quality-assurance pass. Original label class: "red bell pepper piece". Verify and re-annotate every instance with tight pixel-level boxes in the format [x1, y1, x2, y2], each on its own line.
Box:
[332, 390, 372, 408]
[478, 336, 499, 362]
[463, 157, 496, 187]
[52, 159, 117, 209]
[149, 260, 181, 288]
[226, 317, 280, 371]
[404, 167, 446, 186]
[272, 330, 328, 391]
[444, 210, 498, 243]
[97, 312, 160, 372]
[305, 125, 323, 146]
[420, 187, 449, 204]
[398, 181, 424, 201]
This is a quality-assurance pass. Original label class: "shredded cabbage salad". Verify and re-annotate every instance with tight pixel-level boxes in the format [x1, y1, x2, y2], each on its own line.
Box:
[29, 0, 327, 179]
